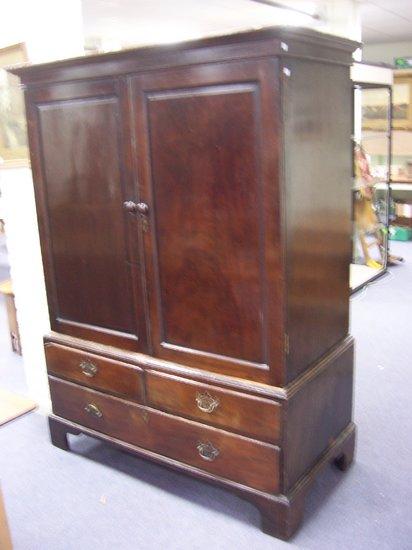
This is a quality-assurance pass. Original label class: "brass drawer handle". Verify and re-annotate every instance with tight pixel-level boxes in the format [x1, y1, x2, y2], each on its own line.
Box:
[84, 403, 103, 418]
[80, 360, 98, 378]
[197, 441, 220, 462]
[196, 391, 219, 413]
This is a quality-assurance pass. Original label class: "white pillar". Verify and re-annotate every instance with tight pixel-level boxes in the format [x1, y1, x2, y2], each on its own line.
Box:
[1, 0, 83, 61]
[0, 0, 84, 408]
[0, 168, 51, 409]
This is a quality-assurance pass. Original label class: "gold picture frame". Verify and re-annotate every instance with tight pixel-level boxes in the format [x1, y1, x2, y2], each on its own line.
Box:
[360, 86, 391, 132]
[393, 71, 412, 131]
[0, 43, 29, 168]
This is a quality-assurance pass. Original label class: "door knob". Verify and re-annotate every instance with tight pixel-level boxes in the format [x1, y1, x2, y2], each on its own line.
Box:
[136, 202, 149, 214]
[123, 201, 149, 215]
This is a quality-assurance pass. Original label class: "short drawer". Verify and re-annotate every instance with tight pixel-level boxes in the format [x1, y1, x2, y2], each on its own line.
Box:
[49, 377, 280, 493]
[146, 371, 281, 443]
[45, 343, 143, 402]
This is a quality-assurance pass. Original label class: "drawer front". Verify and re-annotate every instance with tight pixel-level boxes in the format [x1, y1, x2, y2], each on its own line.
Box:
[45, 344, 143, 402]
[146, 371, 281, 443]
[49, 377, 280, 493]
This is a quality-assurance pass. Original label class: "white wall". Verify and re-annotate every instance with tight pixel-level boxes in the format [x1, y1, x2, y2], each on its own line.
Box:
[2, 0, 83, 62]
[363, 40, 412, 65]
[0, 1, 83, 409]
[0, 168, 51, 409]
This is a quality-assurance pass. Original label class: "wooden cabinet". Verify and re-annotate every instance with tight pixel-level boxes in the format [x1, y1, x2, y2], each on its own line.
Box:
[11, 26, 358, 540]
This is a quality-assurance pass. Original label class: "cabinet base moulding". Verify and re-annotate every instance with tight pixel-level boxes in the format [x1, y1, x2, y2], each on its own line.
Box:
[49, 415, 355, 540]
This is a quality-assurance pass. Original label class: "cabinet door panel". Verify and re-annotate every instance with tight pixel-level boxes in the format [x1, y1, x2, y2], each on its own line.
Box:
[131, 61, 284, 383]
[27, 80, 147, 351]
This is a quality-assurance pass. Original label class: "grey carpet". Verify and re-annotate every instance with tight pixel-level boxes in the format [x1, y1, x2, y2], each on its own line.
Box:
[0, 241, 411, 550]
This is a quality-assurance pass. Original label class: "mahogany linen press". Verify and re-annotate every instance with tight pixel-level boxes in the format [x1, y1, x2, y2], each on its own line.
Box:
[10, 27, 358, 539]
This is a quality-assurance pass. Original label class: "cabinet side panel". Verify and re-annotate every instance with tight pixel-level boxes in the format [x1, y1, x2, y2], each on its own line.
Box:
[283, 59, 352, 381]
[284, 339, 354, 490]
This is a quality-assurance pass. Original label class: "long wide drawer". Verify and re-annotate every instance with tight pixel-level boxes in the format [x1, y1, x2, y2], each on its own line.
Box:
[49, 377, 280, 493]
[146, 370, 281, 443]
[45, 344, 143, 402]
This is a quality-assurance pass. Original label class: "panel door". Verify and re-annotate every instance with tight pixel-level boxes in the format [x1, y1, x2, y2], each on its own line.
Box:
[131, 60, 284, 383]
[26, 79, 148, 351]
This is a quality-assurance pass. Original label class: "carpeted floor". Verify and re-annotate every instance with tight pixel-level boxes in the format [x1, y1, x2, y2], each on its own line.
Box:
[0, 241, 411, 550]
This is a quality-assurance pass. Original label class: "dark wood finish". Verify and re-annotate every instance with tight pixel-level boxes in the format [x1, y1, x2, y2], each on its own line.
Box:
[45, 343, 144, 402]
[146, 370, 281, 443]
[284, 338, 354, 489]
[282, 58, 352, 381]
[24, 79, 148, 352]
[19, 28, 356, 385]
[12, 26, 358, 539]
[44, 330, 354, 402]
[145, 79, 264, 363]
[9, 27, 357, 87]
[49, 415, 81, 450]
[49, 377, 280, 493]
[334, 423, 356, 472]
[131, 59, 283, 384]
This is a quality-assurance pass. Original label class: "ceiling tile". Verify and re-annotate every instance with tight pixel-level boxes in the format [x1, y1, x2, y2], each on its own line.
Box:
[361, 0, 412, 43]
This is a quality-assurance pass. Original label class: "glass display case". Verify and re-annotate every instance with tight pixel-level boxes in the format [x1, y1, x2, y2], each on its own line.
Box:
[351, 64, 392, 291]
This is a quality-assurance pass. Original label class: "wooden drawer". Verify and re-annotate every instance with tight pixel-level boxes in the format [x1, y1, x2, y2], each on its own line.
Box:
[45, 344, 143, 402]
[49, 377, 280, 493]
[146, 370, 281, 443]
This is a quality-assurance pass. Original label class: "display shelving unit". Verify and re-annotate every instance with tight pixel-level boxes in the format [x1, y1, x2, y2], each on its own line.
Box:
[351, 62, 393, 292]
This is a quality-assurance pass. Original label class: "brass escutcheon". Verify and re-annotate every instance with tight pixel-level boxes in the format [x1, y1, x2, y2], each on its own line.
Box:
[195, 391, 219, 413]
[197, 441, 220, 462]
[80, 360, 98, 378]
[84, 403, 103, 418]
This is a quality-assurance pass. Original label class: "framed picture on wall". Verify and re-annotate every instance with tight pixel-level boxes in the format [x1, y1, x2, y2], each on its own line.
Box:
[0, 43, 29, 167]
[393, 72, 412, 131]
[360, 86, 391, 132]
